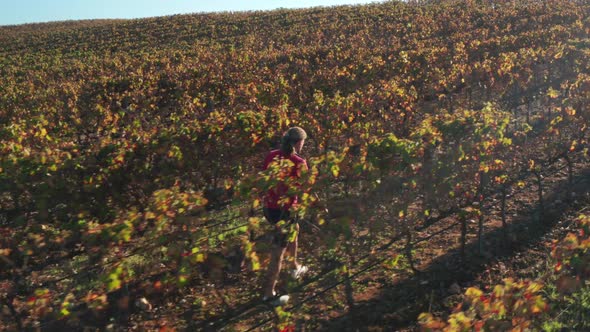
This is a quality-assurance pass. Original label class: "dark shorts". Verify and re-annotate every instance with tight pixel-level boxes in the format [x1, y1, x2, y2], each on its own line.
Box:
[263, 207, 293, 247]
[263, 208, 291, 224]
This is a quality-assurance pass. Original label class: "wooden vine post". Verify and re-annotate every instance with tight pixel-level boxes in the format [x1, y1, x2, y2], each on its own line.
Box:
[477, 171, 486, 256]
[344, 241, 355, 314]
[494, 174, 509, 237]
[530, 160, 544, 221]
[458, 208, 468, 265]
[564, 152, 574, 203]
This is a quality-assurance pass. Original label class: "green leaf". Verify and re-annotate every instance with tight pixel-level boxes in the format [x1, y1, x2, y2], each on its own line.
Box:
[108, 277, 121, 291]
[251, 259, 260, 271]
[60, 308, 71, 317]
[107, 268, 123, 291]
[178, 275, 188, 286]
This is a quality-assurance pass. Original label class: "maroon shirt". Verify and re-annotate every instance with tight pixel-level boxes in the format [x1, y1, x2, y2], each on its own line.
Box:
[262, 149, 308, 210]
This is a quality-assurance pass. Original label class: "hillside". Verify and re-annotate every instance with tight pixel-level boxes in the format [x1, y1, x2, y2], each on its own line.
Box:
[1, 0, 590, 330]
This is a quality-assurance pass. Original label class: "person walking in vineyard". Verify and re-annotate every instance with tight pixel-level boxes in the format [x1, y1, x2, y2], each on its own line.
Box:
[262, 126, 309, 304]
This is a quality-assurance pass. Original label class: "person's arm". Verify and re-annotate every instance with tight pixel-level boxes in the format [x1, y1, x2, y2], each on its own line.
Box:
[298, 159, 309, 176]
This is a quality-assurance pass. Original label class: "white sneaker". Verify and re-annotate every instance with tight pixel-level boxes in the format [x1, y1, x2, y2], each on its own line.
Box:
[274, 294, 290, 306]
[263, 291, 289, 306]
[291, 265, 309, 279]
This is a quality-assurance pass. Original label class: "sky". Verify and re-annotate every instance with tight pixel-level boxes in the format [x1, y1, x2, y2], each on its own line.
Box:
[0, 0, 384, 26]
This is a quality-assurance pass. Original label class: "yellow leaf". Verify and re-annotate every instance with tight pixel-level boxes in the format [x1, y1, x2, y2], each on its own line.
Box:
[554, 51, 563, 59]
[547, 88, 560, 99]
[224, 180, 233, 190]
[565, 107, 576, 116]
[302, 193, 310, 202]
[331, 165, 340, 177]
[196, 254, 205, 263]
[465, 287, 483, 298]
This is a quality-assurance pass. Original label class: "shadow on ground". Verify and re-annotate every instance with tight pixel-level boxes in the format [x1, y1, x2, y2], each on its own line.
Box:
[318, 165, 590, 331]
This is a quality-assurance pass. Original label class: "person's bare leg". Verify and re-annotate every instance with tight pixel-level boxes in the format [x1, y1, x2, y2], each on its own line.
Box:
[264, 245, 286, 298]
